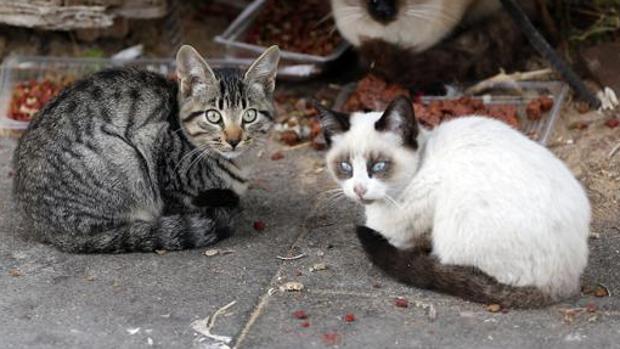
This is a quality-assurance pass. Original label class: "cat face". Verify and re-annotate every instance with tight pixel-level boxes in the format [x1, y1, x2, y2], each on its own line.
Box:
[319, 96, 421, 205]
[330, 0, 473, 51]
[175, 45, 280, 158]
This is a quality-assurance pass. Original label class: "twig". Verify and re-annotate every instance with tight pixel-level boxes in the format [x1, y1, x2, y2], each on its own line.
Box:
[276, 253, 306, 261]
[191, 301, 237, 344]
[465, 68, 553, 95]
[281, 142, 311, 151]
[608, 143, 620, 160]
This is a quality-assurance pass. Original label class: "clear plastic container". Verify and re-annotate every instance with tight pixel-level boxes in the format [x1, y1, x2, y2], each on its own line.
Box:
[214, 0, 351, 80]
[0, 55, 243, 132]
[333, 81, 569, 146]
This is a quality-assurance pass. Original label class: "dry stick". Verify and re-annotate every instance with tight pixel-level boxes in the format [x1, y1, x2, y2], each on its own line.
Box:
[499, 0, 601, 108]
[191, 301, 237, 344]
[465, 68, 553, 95]
[276, 253, 306, 261]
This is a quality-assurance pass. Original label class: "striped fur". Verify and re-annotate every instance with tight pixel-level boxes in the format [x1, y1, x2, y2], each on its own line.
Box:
[13, 45, 280, 253]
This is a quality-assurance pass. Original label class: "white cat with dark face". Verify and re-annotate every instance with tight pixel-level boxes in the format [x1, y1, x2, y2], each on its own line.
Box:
[318, 96, 590, 306]
[330, 0, 501, 51]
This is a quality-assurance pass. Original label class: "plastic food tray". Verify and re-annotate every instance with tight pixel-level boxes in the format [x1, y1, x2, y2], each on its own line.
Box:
[214, 0, 351, 80]
[0, 55, 248, 132]
[333, 81, 569, 146]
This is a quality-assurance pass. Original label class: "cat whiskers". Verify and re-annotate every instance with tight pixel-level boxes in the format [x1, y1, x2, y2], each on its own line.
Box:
[314, 188, 347, 211]
[314, 12, 333, 28]
[174, 147, 203, 173]
[405, 6, 459, 25]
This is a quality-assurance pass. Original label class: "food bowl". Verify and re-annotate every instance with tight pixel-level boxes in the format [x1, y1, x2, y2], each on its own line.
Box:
[0, 55, 247, 132]
[333, 81, 569, 146]
[214, 0, 351, 80]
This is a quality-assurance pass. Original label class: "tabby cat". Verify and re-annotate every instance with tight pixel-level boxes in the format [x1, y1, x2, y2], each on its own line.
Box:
[13, 44, 280, 253]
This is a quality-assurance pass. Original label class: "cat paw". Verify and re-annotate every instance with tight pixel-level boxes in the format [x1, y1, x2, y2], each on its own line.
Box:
[193, 189, 240, 208]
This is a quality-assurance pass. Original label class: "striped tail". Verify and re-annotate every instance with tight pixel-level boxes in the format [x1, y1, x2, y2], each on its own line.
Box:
[356, 226, 553, 308]
[51, 213, 231, 253]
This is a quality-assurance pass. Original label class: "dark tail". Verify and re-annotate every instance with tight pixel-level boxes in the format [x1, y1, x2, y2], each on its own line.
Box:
[50, 213, 231, 253]
[356, 226, 553, 309]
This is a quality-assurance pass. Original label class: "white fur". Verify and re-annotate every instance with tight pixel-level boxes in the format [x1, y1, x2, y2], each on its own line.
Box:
[330, 0, 501, 51]
[327, 114, 590, 299]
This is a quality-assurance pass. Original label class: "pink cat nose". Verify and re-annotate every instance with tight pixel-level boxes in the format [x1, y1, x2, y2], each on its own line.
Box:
[354, 184, 367, 199]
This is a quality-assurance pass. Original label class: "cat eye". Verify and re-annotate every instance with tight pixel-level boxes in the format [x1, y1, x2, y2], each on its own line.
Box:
[371, 161, 388, 173]
[205, 109, 222, 124]
[339, 161, 353, 174]
[243, 109, 258, 123]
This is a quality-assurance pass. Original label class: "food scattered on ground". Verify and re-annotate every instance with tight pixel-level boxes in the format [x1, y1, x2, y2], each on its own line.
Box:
[293, 310, 308, 319]
[343, 313, 356, 322]
[486, 304, 502, 313]
[279, 130, 300, 146]
[570, 121, 589, 130]
[244, 0, 342, 56]
[394, 297, 409, 308]
[8, 79, 69, 121]
[594, 285, 610, 297]
[271, 151, 285, 161]
[253, 220, 266, 231]
[560, 305, 599, 324]
[273, 94, 326, 150]
[280, 281, 304, 292]
[321, 332, 341, 346]
[8, 268, 23, 277]
[605, 118, 620, 128]
[309, 262, 328, 272]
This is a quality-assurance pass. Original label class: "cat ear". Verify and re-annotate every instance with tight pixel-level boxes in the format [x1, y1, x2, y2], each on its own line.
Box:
[176, 45, 218, 98]
[375, 96, 419, 148]
[314, 101, 350, 147]
[244, 45, 280, 95]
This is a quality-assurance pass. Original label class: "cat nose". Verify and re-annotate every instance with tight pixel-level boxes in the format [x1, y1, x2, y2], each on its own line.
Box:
[368, 0, 397, 22]
[354, 184, 367, 199]
[227, 138, 241, 149]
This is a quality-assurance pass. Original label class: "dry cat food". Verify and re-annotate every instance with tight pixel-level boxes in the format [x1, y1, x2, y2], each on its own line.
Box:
[525, 96, 554, 120]
[8, 79, 68, 121]
[244, 0, 343, 56]
[343, 75, 555, 129]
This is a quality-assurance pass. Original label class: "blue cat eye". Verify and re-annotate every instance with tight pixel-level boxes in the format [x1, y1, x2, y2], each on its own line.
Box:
[243, 109, 258, 123]
[339, 161, 353, 174]
[371, 161, 388, 173]
[205, 109, 222, 124]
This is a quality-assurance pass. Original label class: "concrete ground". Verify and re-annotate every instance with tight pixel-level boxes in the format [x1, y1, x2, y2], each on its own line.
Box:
[1, 4, 619, 346]
[1, 117, 619, 348]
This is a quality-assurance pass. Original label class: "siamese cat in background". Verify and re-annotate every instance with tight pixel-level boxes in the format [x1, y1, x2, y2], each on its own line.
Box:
[331, 0, 542, 90]
[317, 96, 590, 308]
